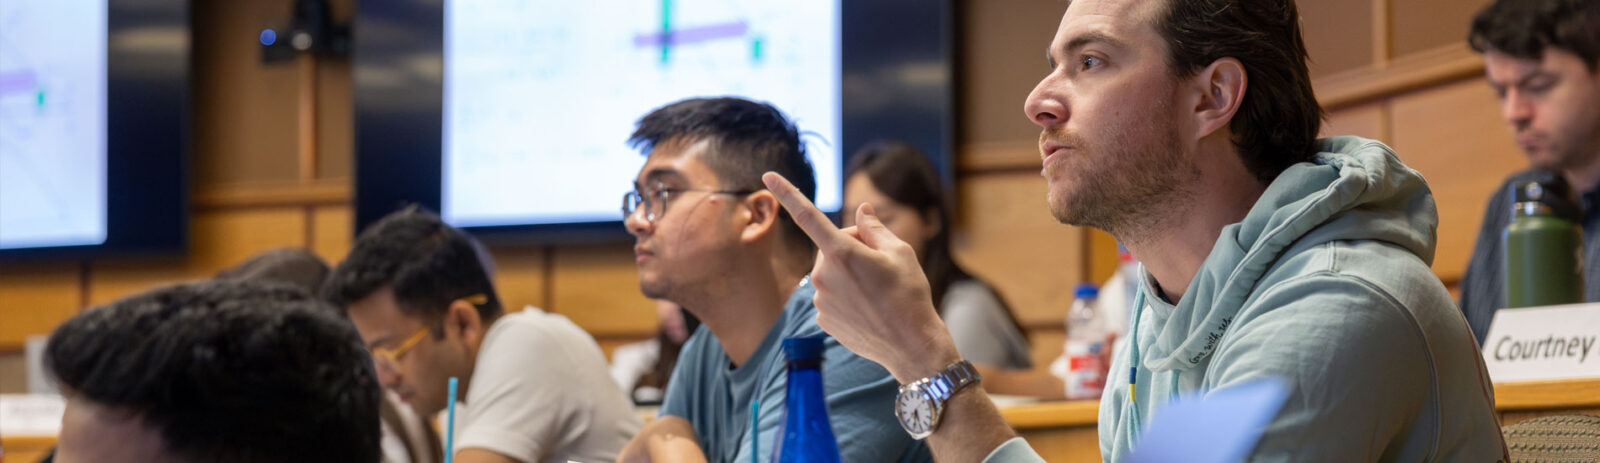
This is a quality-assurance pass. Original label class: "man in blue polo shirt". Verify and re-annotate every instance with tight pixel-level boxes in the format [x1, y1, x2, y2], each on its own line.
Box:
[615, 97, 930, 463]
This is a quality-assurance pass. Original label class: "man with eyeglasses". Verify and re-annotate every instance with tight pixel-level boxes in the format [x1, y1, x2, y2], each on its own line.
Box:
[325, 207, 641, 463]
[615, 97, 931, 463]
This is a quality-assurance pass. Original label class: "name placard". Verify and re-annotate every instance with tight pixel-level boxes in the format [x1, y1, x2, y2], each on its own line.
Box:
[1482, 302, 1600, 383]
[0, 394, 65, 436]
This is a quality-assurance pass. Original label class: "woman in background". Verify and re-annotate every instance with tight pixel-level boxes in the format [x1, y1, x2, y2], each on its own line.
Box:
[842, 140, 1032, 370]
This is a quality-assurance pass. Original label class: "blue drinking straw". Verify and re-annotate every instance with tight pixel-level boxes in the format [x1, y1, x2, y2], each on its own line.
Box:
[445, 377, 459, 463]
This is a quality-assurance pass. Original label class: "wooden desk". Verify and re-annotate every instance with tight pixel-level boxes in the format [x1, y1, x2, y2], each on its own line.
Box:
[989, 378, 1600, 461]
[0, 401, 1103, 462]
[0, 435, 54, 463]
[1494, 378, 1600, 425]
[998, 400, 1101, 462]
[3, 379, 1595, 462]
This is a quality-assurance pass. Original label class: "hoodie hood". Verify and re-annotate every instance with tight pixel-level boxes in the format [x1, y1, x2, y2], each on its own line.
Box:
[1141, 136, 1440, 371]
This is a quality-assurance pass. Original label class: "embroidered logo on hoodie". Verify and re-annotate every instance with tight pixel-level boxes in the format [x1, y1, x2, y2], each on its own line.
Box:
[1191, 317, 1233, 365]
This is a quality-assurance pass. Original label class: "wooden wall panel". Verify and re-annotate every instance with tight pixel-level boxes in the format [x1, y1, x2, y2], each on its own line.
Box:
[958, 0, 1067, 145]
[89, 208, 308, 307]
[954, 171, 1085, 328]
[310, 205, 353, 265]
[1300, 0, 1376, 78]
[316, 60, 354, 181]
[1313, 46, 1483, 110]
[490, 245, 548, 314]
[1388, 77, 1523, 282]
[316, 0, 355, 181]
[84, 262, 192, 310]
[1028, 329, 1066, 371]
[548, 244, 655, 337]
[1389, 0, 1483, 59]
[1323, 102, 1388, 142]
[960, 141, 1042, 173]
[1084, 228, 1120, 290]
[190, 0, 302, 186]
[0, 263, 80, 350]
[0, 353, 27, 393]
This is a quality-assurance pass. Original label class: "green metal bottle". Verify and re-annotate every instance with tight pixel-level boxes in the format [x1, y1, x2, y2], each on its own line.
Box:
[1503, 175, 1586, 308]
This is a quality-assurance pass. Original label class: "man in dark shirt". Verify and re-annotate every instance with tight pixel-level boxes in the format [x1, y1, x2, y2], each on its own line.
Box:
[1461, 0, 1600, 342]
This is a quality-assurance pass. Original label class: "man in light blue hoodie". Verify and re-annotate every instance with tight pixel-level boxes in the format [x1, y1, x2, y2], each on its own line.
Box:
[760, 0, 1509, 460]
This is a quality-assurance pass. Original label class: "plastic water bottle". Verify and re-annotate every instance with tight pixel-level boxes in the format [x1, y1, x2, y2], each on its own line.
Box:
[1117, 247, 1140, 311]
[1096, 246, 1140, 337]
[1063, 283, 1108, 400]
[778, 336, 840, 463]
[1504, 174, 1586, 308]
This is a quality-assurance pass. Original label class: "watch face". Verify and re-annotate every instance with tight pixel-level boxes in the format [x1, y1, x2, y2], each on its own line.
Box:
[896, 386, 935, 438]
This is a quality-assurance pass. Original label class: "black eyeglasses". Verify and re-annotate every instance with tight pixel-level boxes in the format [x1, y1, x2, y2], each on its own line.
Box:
[623, 183, 758, 222]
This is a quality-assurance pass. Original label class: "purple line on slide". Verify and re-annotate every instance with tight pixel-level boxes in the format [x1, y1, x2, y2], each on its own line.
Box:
[634, 21, 749, 47]
[0, 70, 38, 95]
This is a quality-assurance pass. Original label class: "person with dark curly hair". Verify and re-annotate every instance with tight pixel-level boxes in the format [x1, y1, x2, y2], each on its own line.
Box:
[45, 280, 382, 463]
[216, 247, 441, 463]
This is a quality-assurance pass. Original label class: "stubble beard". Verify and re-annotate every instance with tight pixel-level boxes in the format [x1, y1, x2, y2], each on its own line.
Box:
[1553, 117, 1600, 179]
[1526, 95, 1600, 181]
[1043, 117, 1199, 245]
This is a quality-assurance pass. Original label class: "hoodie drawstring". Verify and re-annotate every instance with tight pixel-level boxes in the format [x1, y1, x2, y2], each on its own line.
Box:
[1123, 289, 1181, 449]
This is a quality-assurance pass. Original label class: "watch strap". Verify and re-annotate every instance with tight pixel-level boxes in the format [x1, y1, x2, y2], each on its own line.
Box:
[924, 359, 981, 403]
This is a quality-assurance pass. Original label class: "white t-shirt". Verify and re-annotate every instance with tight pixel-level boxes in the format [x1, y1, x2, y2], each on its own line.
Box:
[381, 391, 436, 463]
[607, 338, 663, 403]
[453, 307, 642, 462]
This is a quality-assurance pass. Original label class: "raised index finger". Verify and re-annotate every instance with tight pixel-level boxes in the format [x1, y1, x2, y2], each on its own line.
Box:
[762, 172, 855, 252]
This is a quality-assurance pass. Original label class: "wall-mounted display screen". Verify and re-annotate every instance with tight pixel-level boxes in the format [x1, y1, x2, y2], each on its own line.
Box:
[0, 0, 187, 259]
[1, 0, 109, 249]
[442, 0, 842, 227]
[356, 0, 951, 242]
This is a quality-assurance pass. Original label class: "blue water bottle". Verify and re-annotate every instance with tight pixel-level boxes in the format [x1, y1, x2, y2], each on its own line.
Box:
[777, 336, 841, 463]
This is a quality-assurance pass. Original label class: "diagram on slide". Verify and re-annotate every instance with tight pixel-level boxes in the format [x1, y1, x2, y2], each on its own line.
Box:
[443, 0, 841, 227]
[0, 0, 108, 249]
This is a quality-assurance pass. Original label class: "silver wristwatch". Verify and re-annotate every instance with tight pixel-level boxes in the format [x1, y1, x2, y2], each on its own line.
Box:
[894, 359, 981, 439]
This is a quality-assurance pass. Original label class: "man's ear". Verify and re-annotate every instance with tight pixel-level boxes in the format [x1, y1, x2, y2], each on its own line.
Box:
[740, 191, 781, 243]
[1190, 57, 1247, 139]
[443, 300, 485, 353]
